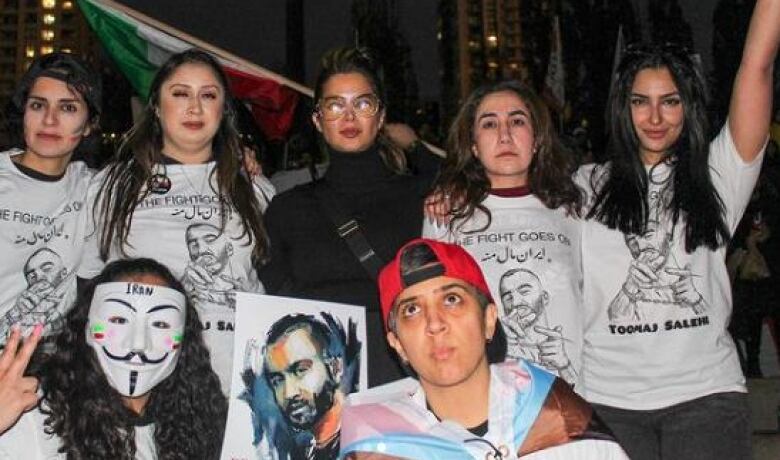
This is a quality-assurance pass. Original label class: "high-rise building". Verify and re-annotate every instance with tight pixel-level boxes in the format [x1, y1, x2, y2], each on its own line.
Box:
[0, 0, 97, 146]
[439, 1, 527, 110]
[0, 0, 94, 102]
[439, 0, 554, 123]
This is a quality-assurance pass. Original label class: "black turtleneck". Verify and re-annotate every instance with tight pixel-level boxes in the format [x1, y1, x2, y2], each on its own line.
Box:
[259, 142, 438, 386]
[323, 144, 395, 191]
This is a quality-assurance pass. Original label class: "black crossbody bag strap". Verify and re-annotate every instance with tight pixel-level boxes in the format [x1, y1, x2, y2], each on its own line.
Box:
[313, 183, 384, 280]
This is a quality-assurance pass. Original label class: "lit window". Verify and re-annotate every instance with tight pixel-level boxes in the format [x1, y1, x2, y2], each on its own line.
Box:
[42, 0, 56, 8]
[61, 47, 71, 53]
[487, 35, 498, 43]
[40, 46, 54, 55]
[63, 1, 72, 8]
[43, 14, 56, 25]
[41, 29, 54, 41]
[25, 45, 35, 58]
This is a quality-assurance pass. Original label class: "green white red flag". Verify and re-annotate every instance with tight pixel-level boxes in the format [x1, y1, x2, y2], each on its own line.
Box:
[77, 0, 302, 140]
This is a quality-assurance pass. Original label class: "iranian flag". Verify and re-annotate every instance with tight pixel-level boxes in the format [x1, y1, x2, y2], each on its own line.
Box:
[77, 0, 305, 140]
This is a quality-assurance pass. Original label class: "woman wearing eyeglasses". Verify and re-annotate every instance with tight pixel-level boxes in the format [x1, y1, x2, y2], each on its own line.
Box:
[259, 47, 439, 386]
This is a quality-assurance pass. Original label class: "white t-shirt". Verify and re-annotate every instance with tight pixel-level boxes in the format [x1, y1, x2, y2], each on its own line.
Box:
[0, 150, 92, 341]
[424, 194, 583, 387]
[0, 405, 157, 459]
[79, 161, 274, 393]
[574, 124, 763, 410]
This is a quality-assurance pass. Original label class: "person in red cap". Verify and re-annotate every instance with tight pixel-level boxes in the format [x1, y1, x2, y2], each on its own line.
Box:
[339, 238, 627, 459]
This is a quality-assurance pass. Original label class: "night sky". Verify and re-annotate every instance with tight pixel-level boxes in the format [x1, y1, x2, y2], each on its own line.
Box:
[118, 0, 441, 99]
[117, 0, 721, 101]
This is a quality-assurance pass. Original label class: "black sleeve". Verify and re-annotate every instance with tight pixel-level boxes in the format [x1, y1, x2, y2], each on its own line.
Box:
[257, 198, 294, 294]
[406, 141, 442, 178]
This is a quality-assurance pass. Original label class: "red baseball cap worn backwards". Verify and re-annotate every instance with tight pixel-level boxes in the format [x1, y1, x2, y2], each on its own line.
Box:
[378, 238, 494, 330]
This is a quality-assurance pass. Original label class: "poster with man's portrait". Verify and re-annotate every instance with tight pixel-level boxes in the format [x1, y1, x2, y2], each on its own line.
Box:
[221, 293, 367, 460]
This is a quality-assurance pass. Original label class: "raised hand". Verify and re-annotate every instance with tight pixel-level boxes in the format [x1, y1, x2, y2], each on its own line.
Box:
[0, 324, 42, 434]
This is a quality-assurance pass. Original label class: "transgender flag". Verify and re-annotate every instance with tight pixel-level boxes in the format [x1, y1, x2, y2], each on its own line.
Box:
[77, 0, 306, 140]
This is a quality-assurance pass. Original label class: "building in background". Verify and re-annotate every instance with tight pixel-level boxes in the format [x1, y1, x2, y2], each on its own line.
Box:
[351, 0, 419, 125]
[439, 0, 554, 126]
[0, 0, 95, 99]
[0, 0, 98, 147]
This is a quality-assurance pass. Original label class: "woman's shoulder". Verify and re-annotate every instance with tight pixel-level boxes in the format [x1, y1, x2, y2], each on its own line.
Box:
[574, 161, 611, 196]
[264, 181, 318, 219]
[0, 149, 21, 170]
[65, 160, 95, 181]
[88, 162, 113, 184]
[272, 181, 317, 203]
[575, 161, 609, 180]
[386, 170, 435, 200]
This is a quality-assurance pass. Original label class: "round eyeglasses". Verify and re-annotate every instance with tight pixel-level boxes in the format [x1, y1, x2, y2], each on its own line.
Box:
[316, 93, 381, 121]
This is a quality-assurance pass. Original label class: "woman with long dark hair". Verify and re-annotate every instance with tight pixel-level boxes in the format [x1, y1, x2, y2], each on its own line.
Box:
[575, 1, 779, 458]
[259, 47, 439, 386]
[0, 258, 226, 459]
[0, 52, 100, 342]
[424, 80, 584, 386]
[81, 49, 273, 393]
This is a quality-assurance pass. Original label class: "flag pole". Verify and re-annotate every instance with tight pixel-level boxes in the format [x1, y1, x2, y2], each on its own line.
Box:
[93, 0, 314, 97]
[606, 25, 624, 106]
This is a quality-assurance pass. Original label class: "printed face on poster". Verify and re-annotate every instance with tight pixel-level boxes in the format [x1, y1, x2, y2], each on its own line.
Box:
[221, 293, 367, 460]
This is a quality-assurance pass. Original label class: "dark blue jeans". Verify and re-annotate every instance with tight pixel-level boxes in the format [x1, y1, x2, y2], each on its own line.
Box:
[592, 392, 751, 460]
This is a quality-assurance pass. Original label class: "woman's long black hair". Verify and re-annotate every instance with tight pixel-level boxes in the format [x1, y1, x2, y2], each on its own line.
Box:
[93, 49, 268, 264]
[434, 80, 582, 233]
[37, 258, 227, 459]
[587, 43, 728, 252]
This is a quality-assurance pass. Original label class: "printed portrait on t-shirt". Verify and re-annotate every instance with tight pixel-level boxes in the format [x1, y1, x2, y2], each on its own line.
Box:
[0, 247, 68, 335]
[499, 268, 577, 383]
[608, 191, 709, 324]
[221, 294, 367, 460]
[181, 222, 249, 310]
[428, 199, 584, 387]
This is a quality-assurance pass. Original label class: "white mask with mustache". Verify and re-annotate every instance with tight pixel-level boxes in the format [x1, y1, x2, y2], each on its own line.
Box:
[86, 282, 186, 397]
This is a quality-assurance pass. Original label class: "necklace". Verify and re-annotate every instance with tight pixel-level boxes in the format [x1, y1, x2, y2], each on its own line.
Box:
[180, 163, 212, 197]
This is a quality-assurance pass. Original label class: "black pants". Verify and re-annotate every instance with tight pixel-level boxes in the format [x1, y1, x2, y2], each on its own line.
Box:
[592, 392, 751, 460]
[730, 278, 776, 377]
